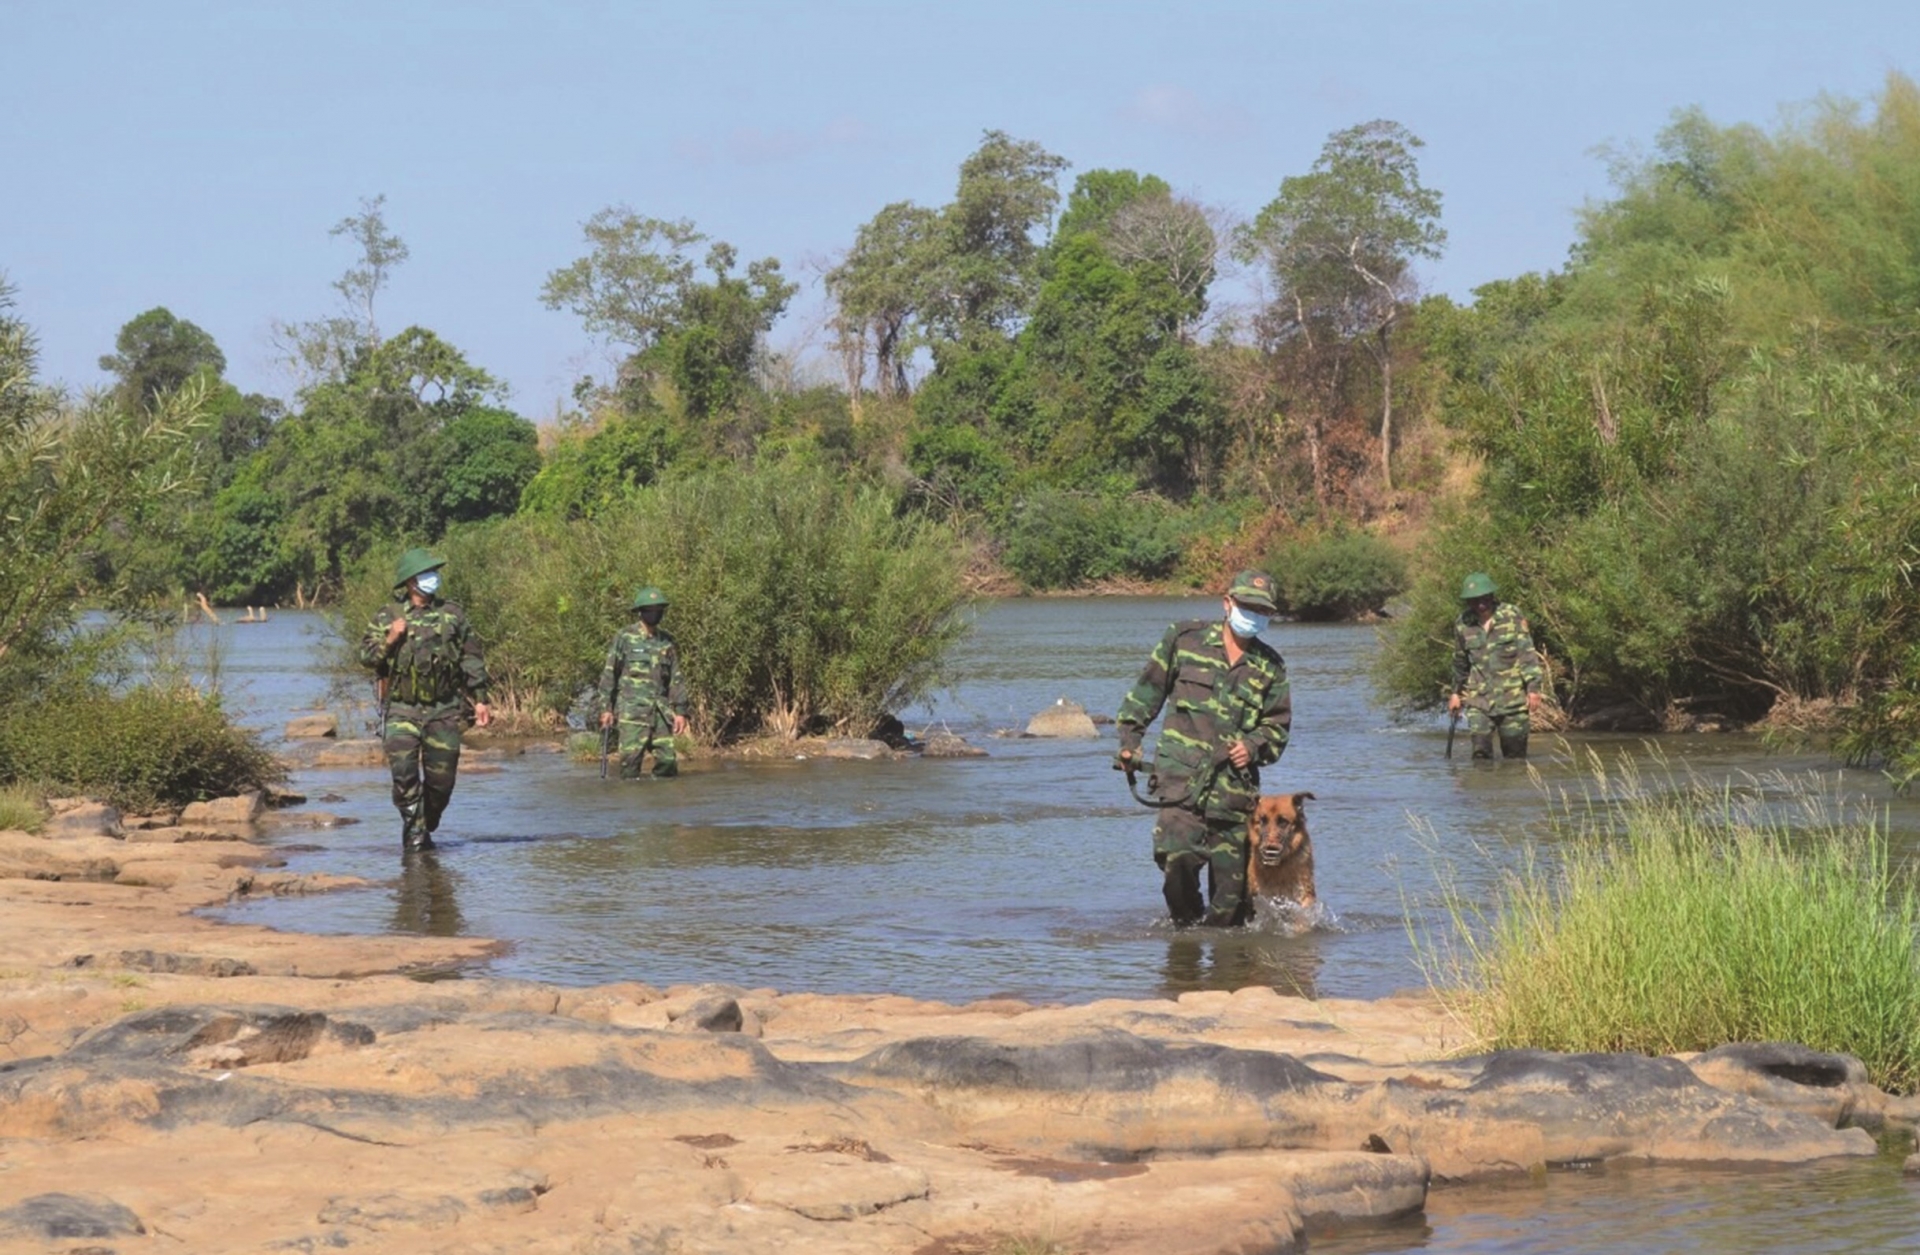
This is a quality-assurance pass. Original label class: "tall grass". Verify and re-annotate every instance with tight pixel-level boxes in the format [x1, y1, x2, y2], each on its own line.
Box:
[0, 783, 44, 833]
[1423, 756, 1920, 1094]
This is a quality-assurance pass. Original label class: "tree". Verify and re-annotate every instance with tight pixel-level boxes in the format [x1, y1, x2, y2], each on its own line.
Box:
[99, 307, 226, 408]
[330, 194, 409, 345]
[543, 211, 796, 419]
[825, 201, 941, 402]
[927, 130, 1069, 339]
[271, 193, 410, 387]
[541, 209, 707, 352]
[1239, 120, 1445, 491]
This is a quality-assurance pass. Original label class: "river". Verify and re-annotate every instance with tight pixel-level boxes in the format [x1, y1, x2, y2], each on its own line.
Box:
[193, 598, 1920, 1253]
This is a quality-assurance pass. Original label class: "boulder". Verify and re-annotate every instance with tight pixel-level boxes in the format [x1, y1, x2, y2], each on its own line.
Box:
[922, 734, 989, 759]
[284, 713, 339, 739]
[180, 792, 264, 825]
[309, 739, 387, 768]
[1024, 698, 1099, 739]
[804, 738, 891, 760]
[41, 802, 123, 840]
[0, 1192, 145, 1242]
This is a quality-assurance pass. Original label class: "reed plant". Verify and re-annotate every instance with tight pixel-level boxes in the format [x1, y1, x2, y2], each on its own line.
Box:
[1423, 755, 1920, 1094]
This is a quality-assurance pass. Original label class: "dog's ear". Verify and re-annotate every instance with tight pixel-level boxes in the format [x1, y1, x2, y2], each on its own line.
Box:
[1291, 791, 1317, 808]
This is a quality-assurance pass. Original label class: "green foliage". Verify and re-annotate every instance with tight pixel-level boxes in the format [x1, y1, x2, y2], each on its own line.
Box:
[998, 491, 1192, 591]
[1268, 528, 1407, 621]
[518, 410, 681, 520]
[344, 463, 971, 740]
[1425, 762, 1920, 1094]
[1383, 76, 1920, 763]
[98, 307, 226, 408]
[0, 683, 282, 812]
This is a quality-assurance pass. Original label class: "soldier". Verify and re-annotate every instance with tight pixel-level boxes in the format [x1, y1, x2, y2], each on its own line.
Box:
[360, 548, 492, 852]
[597, 586, 690, 779]
[1115, 570, 1293, 927]
[1447, 572, 1545, 760]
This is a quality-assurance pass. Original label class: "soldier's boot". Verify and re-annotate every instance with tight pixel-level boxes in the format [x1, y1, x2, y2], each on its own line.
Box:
[650, 758, 678, 779]
[1470, 734, 1496, 760]
[1499, 729, 1529, 760]
[1161, 852, 1207, 927]
[618, 753, 645, 781]
[402, 808, 433, 852]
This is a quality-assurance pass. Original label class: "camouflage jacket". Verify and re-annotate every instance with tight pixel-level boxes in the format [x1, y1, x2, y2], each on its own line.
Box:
[1451, 602, 1545, 715]
[1115, 619, 1292, 820]
[360, 598, 490, 710]
[597, 624, 688, 724]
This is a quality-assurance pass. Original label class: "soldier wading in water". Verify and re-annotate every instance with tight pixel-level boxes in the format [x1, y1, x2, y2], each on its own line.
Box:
[1115, 570, 1293, 927]
[360, 549, 492, 851]
[597, 586, 690, 779]
[1447, 572, 1545, 760]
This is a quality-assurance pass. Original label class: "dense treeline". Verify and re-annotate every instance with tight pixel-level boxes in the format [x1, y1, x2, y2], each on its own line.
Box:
[6, 74, 1918, 769]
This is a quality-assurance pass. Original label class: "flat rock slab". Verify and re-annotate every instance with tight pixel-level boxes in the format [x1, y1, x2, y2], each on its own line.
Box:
[284, 713, 339, 739]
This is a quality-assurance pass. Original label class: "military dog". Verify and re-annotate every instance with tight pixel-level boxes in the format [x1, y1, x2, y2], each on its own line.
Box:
[1245, 791, 1317, 909]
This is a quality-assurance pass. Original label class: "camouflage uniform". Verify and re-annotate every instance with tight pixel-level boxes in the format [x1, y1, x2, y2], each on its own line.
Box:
[1116, 616, 1292, 927]
[1452, 602, 1545, 759]
[360, 596, 489, 847]
[597, 622, 688, 779]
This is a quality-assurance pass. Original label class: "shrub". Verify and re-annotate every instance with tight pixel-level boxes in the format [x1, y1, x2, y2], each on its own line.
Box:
[344, 462, 971, 741]
[997, 490, 1189, 590]
[1267, 528, 1407, 621]
[0, 684, 282, 812]
[1423, 759, 1920, 1094]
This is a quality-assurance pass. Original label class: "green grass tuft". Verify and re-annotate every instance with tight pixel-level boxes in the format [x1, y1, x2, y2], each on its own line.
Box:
[0, 783, 44, 833]
[1422, 754, 1920, 1094]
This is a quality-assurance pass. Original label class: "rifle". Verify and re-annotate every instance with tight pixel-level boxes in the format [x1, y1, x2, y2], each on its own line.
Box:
[599, 719, 614, 779]
[375, 673, 390, 741]
[1445, 708, 1460, 759]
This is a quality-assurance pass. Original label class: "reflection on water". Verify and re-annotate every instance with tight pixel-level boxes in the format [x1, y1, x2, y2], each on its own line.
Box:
[1311, 1153, 1920, 1255]
[391, 850, 464, 937]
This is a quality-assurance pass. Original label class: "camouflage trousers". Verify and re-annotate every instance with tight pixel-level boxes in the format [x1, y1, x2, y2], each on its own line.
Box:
[385, 702, 463, 847]
[1152, 806, 1249, 927]
[615, 711, 677, 779]
[1466, 704, 1530, 760]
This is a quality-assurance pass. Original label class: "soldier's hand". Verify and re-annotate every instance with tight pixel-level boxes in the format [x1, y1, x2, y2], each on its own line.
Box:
[1114, 746, 1137, 772]
[385, 617, 408, 647]
[599, 711, 614, 730]
[473, 703, 491, 729]
[1447, 693, 1462, 714]
[1527, 691, 1543, 713]
[670, 713, 690, 737]
[1226, 740, 1252, 770]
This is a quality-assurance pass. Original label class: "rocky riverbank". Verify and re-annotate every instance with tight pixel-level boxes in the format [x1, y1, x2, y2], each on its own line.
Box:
[1, 805, 1914, 1255]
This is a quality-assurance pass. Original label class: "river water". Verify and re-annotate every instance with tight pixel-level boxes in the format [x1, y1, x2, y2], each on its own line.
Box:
[193, 599, 1920, 1252]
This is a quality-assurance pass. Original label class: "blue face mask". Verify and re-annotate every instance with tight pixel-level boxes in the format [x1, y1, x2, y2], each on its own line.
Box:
[414, 572, 442, 597]
[1227, 604, 1268, 638]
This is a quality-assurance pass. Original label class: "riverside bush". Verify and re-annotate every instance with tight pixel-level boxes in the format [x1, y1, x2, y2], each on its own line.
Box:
[344, 462, 970, 741]
[0, 684, 282, 812]
[997, 490, 1189, 590]
[1267, 528, 1406, 621]
[1425, 759, 1920, 1093]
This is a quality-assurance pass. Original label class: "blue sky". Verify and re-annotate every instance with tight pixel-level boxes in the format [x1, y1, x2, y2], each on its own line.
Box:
[3, 0, 1910, 416]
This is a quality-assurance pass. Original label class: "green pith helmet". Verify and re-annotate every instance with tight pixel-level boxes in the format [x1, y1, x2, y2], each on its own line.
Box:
[393, 547, 446, 590]
[1227, 569, 1279, 613]
[630, 585, 668, 611]
[1459, 572, 1497, 601]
